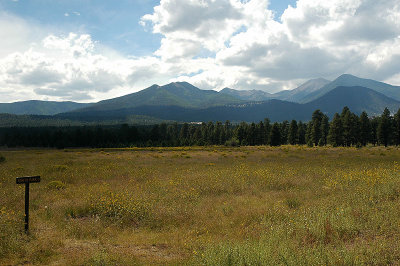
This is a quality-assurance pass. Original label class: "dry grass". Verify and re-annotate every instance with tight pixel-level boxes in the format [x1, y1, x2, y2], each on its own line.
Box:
[1, 145, 400, 265]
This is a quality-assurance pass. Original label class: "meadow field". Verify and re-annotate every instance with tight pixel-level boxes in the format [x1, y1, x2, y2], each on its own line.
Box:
[1, 146, 400, 265]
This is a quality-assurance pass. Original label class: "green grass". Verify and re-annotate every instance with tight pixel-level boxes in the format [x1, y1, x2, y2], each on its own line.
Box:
[1, 146, 400, 264]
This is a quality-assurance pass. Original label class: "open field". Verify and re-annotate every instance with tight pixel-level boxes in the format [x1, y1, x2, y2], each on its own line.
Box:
[1, 146, 400, 265]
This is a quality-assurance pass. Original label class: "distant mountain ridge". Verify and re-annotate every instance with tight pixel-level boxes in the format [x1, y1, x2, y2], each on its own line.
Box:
[275, 78, 331, 102]
[219, 87, 275, 101]
[77, 82, 242, 113]
[2, 74, 400, 123]
[305, 86, 400, 116]
[301, 74, 400, 103]
[57, 85, 400, 123]
[0, 100, 91, 115]
[219, 78, 331, 102]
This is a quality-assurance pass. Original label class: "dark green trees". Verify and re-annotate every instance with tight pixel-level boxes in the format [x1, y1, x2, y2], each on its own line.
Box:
[270, 123, 281, 146]
[328, 113, 343, 147]
[1, 107, 400, 148]
[393, 109, 400, 146]
[359, 111, 370, 146]
[311, 110, 323, 146]
[288, 120, 298, 145]
[377, 108, 392, 147]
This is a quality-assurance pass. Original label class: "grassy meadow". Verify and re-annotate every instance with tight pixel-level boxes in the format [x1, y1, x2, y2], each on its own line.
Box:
[1, 146, 400, 265]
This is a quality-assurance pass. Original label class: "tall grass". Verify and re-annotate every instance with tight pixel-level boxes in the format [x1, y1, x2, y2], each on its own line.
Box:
[0, 146, 400, 264]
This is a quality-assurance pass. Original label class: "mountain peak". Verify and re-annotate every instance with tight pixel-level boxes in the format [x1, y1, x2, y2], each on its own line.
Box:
[335, 73, 361, 81]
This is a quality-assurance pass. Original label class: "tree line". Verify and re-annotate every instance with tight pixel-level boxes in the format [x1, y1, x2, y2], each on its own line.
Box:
[1, 107, 400, 148]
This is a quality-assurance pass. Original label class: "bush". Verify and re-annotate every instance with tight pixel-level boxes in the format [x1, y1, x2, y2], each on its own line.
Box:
[225, 137, 240, 147]
[47, 180, 66, 190]
[0, 155, 5, 163]
[285, 197, 301, 209]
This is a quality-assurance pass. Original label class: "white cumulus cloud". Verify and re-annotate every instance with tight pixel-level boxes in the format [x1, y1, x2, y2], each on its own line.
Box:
[1, 0, 400, 102]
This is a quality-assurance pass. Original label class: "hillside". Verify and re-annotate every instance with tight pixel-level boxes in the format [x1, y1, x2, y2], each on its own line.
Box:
[306, 86, 400, 116]
[302, 74, 400, 103]
[218, 78, 330, 103]
[219, 88, 275, 101]
[275, 78, 331, 102]
[0, 100, 90, 115]
[58, 100, 309, 122]
[59, 85, 400, 123]
[75, 82, 242, 113]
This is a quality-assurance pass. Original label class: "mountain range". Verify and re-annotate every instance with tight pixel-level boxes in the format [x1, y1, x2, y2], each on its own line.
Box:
[1, 74, 400, 124]
[0, 100, 91, 115]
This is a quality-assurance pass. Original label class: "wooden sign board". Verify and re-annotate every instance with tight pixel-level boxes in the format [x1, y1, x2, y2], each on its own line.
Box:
[16, 176, 41, 184]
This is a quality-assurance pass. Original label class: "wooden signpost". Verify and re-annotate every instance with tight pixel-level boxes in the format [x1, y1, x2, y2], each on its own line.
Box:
[16, 176, 40, 233]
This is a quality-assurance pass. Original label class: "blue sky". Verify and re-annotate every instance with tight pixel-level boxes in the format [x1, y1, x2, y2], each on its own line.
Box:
[0, 0, 399, 102]
[0, 0, 296, 56]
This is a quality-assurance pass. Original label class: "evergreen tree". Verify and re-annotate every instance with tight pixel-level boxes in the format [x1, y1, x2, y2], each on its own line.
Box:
[341, 108, 352, 146]
[214, 122, 223, 145]
[377, 107, 392, 147]
[247, 122, 257, 145]
[236, 122, 248, 145]
[320, 115, 329, 146]
[297, 121, 306, 145]
[280, 120, 289, 145]
[179, 123, 189, 145]
[328, 113, 343, 147]
[270, 122, 281, 146]
[224, 120, 232, 140]
[394, 109, 400, 146]
[256, 121, 265, 145]
[305, 121, 313, 147]
[359, 111, 370, 146]
[288, 120, 298, 145]
[264, 118, 271, 145]
[370, 117, 379, 145]
[311, 110, 323, 146]
[206, 122, 214, 144]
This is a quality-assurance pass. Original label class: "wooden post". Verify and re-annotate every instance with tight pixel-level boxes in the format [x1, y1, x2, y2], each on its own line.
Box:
[24, 182, 30, 233]
[16, 176, 40, 234]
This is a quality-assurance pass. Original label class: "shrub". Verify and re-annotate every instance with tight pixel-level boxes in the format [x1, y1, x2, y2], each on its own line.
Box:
[0, 155, 5, 163]
[225, 137, 240, 147]
[47, 180, 66, 190]
[52, 165, 68, 171]
[285, 197, 301, 209]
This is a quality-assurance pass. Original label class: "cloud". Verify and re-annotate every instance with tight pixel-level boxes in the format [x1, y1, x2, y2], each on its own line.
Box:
[0, 31, 165, 102]
[1, 0, 400, 103]
[141, 0, 400, 90]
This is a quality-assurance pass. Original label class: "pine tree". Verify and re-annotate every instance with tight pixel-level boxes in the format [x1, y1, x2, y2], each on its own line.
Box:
[311, 110, 323, 146]
[377, 107, 392, 147]
[341, 108, 352, 146]
[269, 122, 281, 146]
[288, 120, 298, 145]
[224, 120, 232, 140]
[305, 121, 313, 147]
[319, 115, 329, 146]
[256, 121, 265, 145]
[297, 121, 306, 145]
[235, 122, 248, 145]
[394, 109, 400, 146]
[370, 117, 379, 145]
[280, 120, 289, 145]
[359, 111, 371, 146]
[179, 123, 189, 145]
[264, 118, 271, 145]
[328, 113, 343, 147]
[214, 122, 223, 145]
